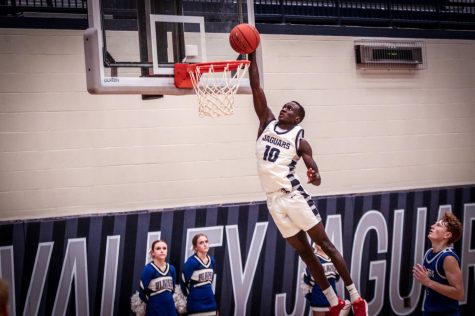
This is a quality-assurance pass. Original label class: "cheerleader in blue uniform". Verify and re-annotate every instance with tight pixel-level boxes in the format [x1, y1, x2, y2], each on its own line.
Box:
[181, 233, 217, 316]
[303, 243, 350, 316]
[413, 212, 464, 316]
[138, 240, 178, 316]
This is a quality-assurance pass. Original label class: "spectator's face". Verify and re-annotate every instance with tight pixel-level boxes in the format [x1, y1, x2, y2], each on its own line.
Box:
[194, 236, 209, 255]
[151, 241, 168, 261]
[428, 219, 451, 243]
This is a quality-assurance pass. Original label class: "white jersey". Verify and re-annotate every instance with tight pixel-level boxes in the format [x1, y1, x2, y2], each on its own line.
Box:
[256, 120, 304, 193]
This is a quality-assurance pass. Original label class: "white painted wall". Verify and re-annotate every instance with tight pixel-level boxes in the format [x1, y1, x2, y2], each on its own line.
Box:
[1, 28, 474, 220]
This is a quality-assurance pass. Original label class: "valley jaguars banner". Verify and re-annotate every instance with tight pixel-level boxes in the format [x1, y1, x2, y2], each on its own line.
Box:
[1, 185, 474, 316]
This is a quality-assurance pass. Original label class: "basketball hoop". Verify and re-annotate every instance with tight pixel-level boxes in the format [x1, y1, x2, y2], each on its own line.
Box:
[175, 60, 250, 117]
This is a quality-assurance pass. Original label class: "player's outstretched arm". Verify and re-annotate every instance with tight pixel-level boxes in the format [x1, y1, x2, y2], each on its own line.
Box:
[412, 258, 464, 301]
[248, 52, 274, 132]
[299, 139, 321, 186]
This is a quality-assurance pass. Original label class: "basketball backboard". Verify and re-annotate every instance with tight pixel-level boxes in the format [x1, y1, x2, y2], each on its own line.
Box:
[83, 0, 262, 96]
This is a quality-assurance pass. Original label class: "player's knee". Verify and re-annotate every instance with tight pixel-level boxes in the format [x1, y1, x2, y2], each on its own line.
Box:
[297, 247, 314, 261]
[320, 239, 337, 254]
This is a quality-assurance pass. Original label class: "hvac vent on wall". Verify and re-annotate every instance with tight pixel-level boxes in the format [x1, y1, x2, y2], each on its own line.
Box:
[355, 40, 426, 70]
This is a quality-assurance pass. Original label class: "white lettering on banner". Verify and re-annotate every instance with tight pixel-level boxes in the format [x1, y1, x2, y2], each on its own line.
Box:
[226, 223, 268, 316]
[52, 238, 90, 316]
[389, 208, 425, 315]
[0, 205, 474, 315]
[461, 203, 475, 305]
[325, 215, 345, 297]
[351, 210, 388, 316]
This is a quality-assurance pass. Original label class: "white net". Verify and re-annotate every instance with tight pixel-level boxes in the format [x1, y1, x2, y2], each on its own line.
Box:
[188, 61, 250, 117]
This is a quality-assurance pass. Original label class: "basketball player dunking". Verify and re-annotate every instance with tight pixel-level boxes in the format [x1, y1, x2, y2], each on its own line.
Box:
[248, 51, 368, 316]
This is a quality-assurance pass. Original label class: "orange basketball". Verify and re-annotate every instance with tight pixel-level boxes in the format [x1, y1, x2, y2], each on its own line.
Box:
[229, 23, 260, 54]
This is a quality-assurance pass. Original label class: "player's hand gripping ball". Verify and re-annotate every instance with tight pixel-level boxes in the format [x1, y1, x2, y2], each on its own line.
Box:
[229, 23, 260, 54]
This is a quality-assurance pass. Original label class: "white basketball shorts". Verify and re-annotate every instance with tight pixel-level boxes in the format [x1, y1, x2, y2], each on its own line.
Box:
[266, 189, 321, 238]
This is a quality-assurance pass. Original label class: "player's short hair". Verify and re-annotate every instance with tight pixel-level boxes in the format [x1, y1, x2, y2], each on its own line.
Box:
[441, 212, 463, 244]
[291, 100, 305, 122]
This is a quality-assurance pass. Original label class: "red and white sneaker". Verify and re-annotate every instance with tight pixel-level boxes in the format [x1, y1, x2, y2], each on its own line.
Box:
[352, 297, 368, 316]
[328, 298, 346, 316]
[340, 300, 351, 316]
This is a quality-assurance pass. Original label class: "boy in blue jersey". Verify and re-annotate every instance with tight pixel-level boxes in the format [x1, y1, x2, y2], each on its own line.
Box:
[413, 212, 464, 316]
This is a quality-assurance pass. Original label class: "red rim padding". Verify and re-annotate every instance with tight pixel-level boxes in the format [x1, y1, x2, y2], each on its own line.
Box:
[174, 60, 251, 89]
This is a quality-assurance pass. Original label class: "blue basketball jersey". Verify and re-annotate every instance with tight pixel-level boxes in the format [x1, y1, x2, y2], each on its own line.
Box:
[423, 247, 461, 315]
[181, 254, 217, 315]
[303, 253, 339, 308]
[139, 262, 178, 316]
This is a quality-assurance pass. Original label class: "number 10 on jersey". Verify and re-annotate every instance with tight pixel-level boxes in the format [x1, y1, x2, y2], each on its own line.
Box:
[263, 145, 280, 162]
